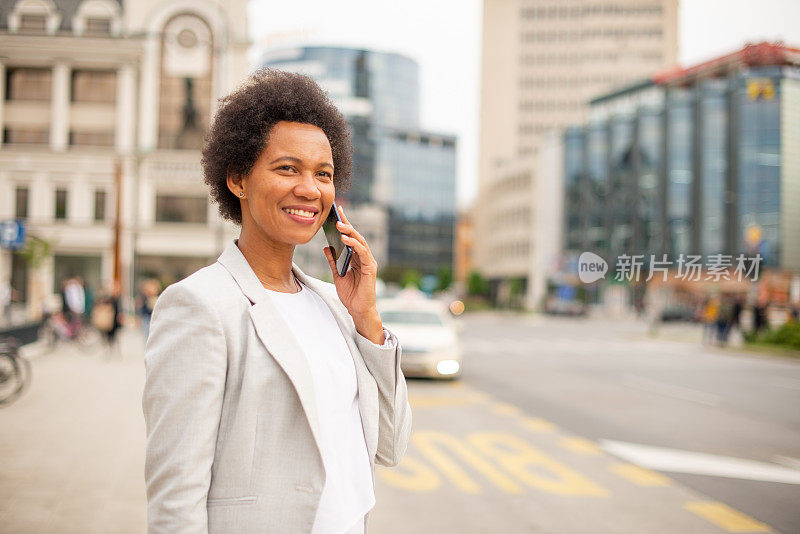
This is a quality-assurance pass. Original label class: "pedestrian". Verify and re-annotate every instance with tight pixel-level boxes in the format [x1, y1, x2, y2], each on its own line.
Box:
[91, 282, 123, 358]
[701, 297, 719, 344]
[0, 280, 11, 325]
[135, 278, 160, 342]
[62, 276, 86, 338]
[716, 295, 733, 345]
[731, 295, 744, 330]
[753, 300, 769, 334]
[142, 70, 411, 534]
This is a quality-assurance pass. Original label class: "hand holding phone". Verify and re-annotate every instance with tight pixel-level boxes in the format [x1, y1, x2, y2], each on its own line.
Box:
[321, 203, 384, 344]
[322, 201, 352, 277]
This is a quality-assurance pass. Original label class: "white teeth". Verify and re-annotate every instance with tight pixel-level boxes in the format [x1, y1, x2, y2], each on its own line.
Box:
[283, 208, 315, 218]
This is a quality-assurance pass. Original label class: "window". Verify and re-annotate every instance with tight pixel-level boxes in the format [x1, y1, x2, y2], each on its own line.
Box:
[72, 0, 120, 37]
[155, 195, 207, 223]
[19, 14, 46, 33]
[94, 190, 106, 221]
[9, 0, 61, 34]
[72, 70, 116, 103]
[5, 68, 52, 101]
[3, 128, 49, 145]
[55, 188, 68, 220]
[11, 254, 28, 303]
[15, 187, 29, 219]
[69, 131, 114, 146]
[85, 17, 111, 36]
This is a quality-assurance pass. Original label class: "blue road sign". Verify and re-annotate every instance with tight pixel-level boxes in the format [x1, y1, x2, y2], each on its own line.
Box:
[0, 220, 26, 250]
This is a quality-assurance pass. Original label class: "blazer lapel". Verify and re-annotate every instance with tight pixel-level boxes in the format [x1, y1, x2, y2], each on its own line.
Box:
[294, 269, 380, 466]
[216, 241, 323, 456]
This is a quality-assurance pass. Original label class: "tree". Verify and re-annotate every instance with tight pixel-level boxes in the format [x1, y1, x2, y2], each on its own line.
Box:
[401, 269, 422, 289]
[16, 235, 53, 270]
[435, 266, 453, 292]
[15, 235, 55, 319]
[378, 265, 405, 285]
[467, 270, 488, 296]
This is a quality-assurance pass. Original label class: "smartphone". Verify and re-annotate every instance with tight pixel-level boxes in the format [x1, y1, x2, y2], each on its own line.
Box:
[322, 201, 352, 277]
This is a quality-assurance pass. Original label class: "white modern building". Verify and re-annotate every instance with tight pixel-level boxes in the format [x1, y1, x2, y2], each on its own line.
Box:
[477, 0, 678, 308]
[0, 0, 249, 316]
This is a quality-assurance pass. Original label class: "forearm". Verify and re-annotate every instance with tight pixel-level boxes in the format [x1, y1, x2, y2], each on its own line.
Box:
[352, 308, 385, 345]
[354, 328, 412, 466]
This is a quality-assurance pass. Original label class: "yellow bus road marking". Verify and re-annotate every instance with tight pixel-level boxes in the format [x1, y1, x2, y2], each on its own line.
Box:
[609, 463, 671, 486]
[377, 456, 441, 492]
[413, 431, 524, 494]
[559, 437, 602, 456]
[684, 501, 772, 532]
[378, 431, 609, 497]
[519, 417, 558, 433]
[491, 402, 522, 416]
[469, 433, 609, 497]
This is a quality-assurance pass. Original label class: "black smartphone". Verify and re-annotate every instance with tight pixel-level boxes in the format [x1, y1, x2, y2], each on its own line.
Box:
[322, 201, 352, 277]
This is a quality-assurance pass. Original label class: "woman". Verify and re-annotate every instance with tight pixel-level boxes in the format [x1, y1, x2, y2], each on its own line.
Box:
[142, 70, 412, 534]
[93, 281, 122, 358]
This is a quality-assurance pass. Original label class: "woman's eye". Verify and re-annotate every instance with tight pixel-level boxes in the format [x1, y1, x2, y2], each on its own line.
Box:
[318, 171, 332, 179]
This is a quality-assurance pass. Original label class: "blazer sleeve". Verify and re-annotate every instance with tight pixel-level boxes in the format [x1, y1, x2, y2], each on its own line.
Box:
[354, 326, 412, 467]
[142, 283, 227, 534]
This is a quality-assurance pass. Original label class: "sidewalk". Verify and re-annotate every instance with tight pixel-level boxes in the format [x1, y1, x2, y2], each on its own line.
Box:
[0, 327, 147, 534]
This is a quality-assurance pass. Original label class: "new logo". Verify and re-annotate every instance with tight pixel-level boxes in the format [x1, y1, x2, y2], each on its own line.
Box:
[578, 252, 607, 283]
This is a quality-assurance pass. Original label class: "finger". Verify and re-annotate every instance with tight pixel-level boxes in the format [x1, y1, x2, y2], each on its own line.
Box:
[338, 205, 349, 225]
[336, 220, 368, 248]
[322, 246, 340, 279]
[341, 235, 376, 271]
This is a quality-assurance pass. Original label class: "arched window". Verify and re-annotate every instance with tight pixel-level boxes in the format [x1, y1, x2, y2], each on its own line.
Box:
[7, 0, 61, 35]
[72, 0, 121, 37]
[157, 13, 214, 149]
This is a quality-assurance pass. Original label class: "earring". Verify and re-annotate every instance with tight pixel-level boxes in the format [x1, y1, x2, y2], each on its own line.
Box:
[238, 192, 245, 198]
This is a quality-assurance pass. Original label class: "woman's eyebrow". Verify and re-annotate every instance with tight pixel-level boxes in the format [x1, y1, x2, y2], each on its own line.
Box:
[269, 156, 333, 169]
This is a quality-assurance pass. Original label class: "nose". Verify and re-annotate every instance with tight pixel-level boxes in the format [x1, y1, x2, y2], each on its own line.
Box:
[293, 171, 322, 200]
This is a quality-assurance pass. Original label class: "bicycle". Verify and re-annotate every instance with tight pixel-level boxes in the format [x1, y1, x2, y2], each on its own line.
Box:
[40, 311, 103, 353]
[0, 336, 32, 406]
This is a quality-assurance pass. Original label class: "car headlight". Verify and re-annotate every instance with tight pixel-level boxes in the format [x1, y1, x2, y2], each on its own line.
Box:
[436, 360, 460, 375]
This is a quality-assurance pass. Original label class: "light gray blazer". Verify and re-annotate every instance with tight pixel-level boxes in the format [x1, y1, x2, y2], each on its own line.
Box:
[142, 240, 412, 533]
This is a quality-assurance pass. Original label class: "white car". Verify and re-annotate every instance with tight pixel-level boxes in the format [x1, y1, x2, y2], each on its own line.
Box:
[378, 297, 463, 379]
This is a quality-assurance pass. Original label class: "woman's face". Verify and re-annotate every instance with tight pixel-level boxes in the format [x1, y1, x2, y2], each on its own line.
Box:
[234, 121, 335, 247]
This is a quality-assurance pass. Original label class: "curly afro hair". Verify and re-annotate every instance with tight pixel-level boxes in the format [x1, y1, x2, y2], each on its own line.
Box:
[201, 69, 352, 225]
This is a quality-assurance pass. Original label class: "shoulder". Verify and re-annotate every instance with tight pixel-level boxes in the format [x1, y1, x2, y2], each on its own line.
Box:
[155, 262, 241, 311]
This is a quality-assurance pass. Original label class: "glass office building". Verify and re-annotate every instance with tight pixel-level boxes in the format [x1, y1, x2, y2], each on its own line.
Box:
[262, 46, 457, 275]
[563, 43, 800, 270]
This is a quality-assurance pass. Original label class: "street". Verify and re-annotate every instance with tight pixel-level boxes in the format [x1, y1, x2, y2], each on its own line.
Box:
[1, 314, 798, 533]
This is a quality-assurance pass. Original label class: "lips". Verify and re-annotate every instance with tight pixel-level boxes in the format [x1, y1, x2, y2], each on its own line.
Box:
[282, 207, 317, 219]
[281, 207, 318, 225]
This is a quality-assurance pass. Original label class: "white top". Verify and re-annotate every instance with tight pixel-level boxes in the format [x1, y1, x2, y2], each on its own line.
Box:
[64, 281, 85, 314]
[266, 281, 381, 534]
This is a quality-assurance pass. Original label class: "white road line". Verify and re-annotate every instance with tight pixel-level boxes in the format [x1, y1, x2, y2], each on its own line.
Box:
[773, 455, 800, 471]
[621, 374, 722, 407]
[600, 440, 800, 484]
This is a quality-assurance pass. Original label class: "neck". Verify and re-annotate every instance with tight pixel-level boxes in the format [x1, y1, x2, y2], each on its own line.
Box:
[236, 223, 297, 291]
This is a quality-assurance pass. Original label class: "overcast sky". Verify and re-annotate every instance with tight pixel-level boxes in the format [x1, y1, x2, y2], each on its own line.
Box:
[247, 0, 800, 209]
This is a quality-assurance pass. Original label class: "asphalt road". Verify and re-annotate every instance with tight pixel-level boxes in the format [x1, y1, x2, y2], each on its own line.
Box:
[447, 312, 800, 534]
[1, 315, 798, 533]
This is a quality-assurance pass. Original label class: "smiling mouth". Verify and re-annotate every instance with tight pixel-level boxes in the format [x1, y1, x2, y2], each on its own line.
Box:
[282, 208, 317, 219]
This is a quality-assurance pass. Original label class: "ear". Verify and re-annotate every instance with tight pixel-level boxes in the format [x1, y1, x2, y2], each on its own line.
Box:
[226, 167, 245, 197]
